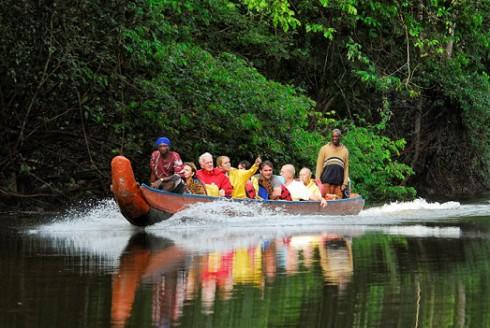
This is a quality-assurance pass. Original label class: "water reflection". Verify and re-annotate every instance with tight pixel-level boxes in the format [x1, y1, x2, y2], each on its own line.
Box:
[110, 231, 357, 327]
[4, 199, 490, 328]
[318, 234, 353, 290]
[111, 233, 184, 327]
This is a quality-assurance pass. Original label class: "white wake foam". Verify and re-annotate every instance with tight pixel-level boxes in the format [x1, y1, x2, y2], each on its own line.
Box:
[22, 197, 489, 263]
[381, 225, 461, 238]
[28, 199, 138, 264]
[360, 198, 460, 215]
[360, 198, 490, 222]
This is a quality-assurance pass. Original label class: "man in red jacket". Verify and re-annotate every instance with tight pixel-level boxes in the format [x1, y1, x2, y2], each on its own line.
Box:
[196, 152, 233, 197]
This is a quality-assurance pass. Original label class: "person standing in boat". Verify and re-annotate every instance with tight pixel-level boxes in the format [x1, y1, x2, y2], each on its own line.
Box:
[315, 129, 350, 199]
[196, 152, 233, 197]
[216, 155, 261, 199]
[150, 137, 185, 192]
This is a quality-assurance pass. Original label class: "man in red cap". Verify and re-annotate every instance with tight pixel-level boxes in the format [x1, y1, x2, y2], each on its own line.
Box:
[150, 137, 185, 192]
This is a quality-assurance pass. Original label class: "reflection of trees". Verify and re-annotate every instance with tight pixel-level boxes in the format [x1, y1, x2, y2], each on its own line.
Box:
[112, 232, 490, 328]
[347, 235, 490, 328]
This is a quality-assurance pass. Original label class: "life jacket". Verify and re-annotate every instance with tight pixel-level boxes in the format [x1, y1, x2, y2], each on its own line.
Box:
[245, 181, 256, 199]
[246, 176, 292, 201]
[249, 176, 270, 200]
[258, 185, 269, 200]
[280, 184, 292, 201]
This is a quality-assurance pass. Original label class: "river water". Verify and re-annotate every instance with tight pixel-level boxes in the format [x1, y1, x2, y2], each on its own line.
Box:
[1, 198, 490, 327]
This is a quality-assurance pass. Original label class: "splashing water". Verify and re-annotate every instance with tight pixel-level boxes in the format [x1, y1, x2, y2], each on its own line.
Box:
[361, 198, 460, 215]
[37, 199, 130, 232]
[360, 198, 490, 222]
[24, 197, 489, 257]
[381, 225, 461, 238]
[162, 200, 286, 227]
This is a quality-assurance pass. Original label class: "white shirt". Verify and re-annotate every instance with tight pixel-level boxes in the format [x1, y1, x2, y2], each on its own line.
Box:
[285, 180, 311, 201]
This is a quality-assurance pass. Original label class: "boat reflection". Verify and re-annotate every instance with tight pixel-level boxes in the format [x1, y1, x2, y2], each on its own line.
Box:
[111, 231, 354, 327]
[318, 233, 353, 291]
[111, 233, 185, 327]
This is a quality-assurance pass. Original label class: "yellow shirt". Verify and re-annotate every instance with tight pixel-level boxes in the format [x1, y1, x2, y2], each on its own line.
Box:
[228, 163, 259, 198]
[306, 180, 322, 199]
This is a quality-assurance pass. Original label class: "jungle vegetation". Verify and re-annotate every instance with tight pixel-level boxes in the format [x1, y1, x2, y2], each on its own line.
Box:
[1, 0, 489, 208]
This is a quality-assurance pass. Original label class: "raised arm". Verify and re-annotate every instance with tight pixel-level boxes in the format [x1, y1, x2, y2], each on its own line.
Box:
[243, 158, 260, 180]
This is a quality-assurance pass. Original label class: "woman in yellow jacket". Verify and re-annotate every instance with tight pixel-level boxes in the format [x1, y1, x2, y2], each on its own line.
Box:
[217, 156, 261, 198]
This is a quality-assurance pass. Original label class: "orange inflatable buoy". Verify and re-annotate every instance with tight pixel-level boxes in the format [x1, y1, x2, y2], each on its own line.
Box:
[111, 156, 150, 225]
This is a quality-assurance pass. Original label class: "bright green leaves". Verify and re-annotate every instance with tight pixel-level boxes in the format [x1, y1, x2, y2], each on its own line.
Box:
[343, 126, 416, 201]
[242, 0, 300, 31]
[305, 23, 336, 40]
[346, 39, 402, 92]
[240, 113, 263, 130]
[338, 1, 358, 16]
[125, 28, 316, 165]
[346, 39, 369, 65]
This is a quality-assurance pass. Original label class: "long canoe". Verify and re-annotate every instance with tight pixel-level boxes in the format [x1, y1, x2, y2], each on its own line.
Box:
[111, 155, 365, 226]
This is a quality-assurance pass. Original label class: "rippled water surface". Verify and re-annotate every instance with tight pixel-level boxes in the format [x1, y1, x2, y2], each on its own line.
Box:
[1, 198, 490, 327]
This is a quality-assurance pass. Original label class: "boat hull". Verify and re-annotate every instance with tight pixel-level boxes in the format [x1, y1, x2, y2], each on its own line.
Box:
[111, 156, 365, 226]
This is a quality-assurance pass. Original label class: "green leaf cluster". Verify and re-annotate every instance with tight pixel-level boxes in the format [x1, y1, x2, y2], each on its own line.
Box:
[343, 126, 416, 201]
[0, 0, 426, 205]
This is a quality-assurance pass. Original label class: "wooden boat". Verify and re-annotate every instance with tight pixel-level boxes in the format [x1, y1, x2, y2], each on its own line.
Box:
[111, 156, 365, 226]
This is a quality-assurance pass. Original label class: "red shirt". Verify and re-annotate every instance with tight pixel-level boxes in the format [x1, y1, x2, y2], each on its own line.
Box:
[196, 168, 233, 197]
[150, 150, 184, 179]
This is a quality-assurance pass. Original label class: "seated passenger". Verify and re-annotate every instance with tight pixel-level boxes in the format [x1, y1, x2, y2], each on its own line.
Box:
[249, 161, 291, 200]
[300, 167, 327, 206]
[280, 164, 311, 201]
[196, 152, 233, 197]
[238, 160, 251, 170]
[182, 162, 207, 195]
[149, 136, 185, 193]
[217, 155, 261, 199]
[299, 167, 322, 200]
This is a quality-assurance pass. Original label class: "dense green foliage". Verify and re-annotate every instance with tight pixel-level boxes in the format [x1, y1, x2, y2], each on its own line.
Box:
[344, 126, 416, 200]
[245, 0, 490, 196]
[1, 0, 489, 208]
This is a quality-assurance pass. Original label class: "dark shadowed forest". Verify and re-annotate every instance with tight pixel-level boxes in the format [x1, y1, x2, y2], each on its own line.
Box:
[1, 0, 489, 209]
